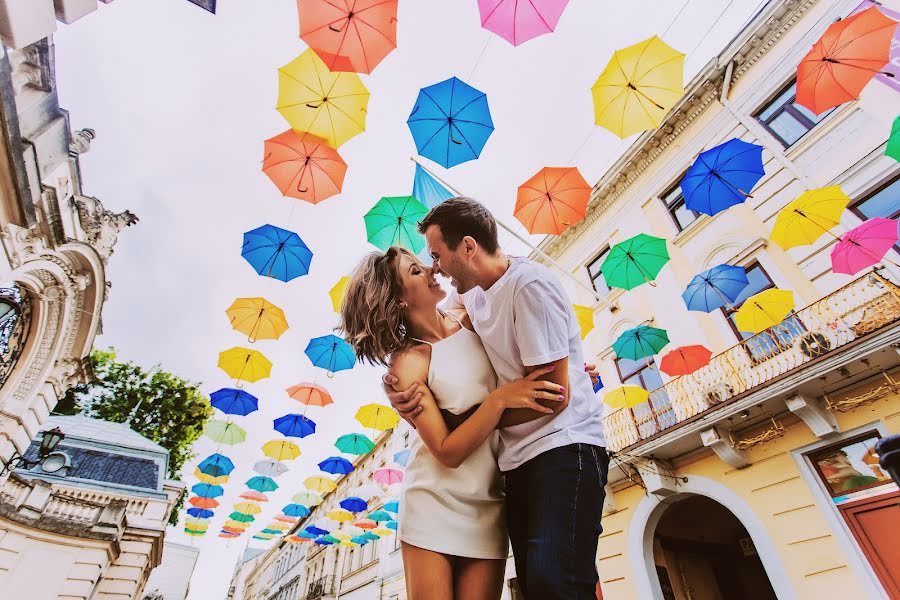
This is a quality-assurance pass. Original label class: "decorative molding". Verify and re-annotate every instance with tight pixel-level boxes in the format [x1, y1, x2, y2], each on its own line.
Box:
[785, 393, 838, 437]
[701, 426, 750, 469]
[71, 196, 138, 265]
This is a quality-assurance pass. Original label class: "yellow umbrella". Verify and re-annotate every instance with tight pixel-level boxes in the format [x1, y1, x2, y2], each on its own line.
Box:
[233, 502, 263, 515]
[304, 475, 337, 494]
[372, 527, 394, 536]
[218, 347, 273, 384]
[603, 385, 649, 409]
[734, 289, 795, 334]
[355, 403, 400, 431]
[225, 297, 289, 342]
[262, 439, 301, 461]
[573, 304, 594, 340]
[593, 36, 685, 139]
[223, 520, 250, 530]
[266, 522, 291, 531]
[329, 276, 351, 313]
[326, 509, 354, 523]
[185, 518, 209, 530]
[194, 468, 229, 486]
[770, 186, 850, 250]
[331, 531, 353, 541]
[277, 49, 370, 148]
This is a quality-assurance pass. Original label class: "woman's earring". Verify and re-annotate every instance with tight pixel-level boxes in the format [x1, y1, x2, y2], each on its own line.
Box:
[399, 301, 408, 309]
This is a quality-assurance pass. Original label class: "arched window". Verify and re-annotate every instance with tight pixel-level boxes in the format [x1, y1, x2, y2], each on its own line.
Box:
[0, 283, 30, 387]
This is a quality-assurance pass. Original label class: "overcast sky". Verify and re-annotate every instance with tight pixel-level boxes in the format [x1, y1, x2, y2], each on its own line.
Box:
[54, 0, 768, 596]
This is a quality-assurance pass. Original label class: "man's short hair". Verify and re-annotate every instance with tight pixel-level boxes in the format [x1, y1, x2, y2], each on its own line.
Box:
[417, 197, 499, 255]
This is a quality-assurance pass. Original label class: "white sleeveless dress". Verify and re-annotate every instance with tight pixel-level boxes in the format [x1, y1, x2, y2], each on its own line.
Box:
[398, 315, 508, 559]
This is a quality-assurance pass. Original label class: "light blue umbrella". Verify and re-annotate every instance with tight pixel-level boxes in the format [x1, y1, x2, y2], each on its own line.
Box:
[393, 449, 411, 467]
[682, 264, 750, 312]
[282, 504, 311, 518]
[383, 499, 399, 514]
[305, 334, 356, 373]
[192, 483, 224, 498]
[198, 453, 235, 478]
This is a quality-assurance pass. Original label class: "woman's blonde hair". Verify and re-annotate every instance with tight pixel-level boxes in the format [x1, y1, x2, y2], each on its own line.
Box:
[338, 246, 419, 366]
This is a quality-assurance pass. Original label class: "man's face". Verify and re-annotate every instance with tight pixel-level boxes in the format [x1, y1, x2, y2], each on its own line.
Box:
[424, 225, 478, 293]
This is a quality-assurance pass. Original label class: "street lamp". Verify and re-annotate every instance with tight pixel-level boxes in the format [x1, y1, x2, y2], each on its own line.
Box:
[0, 427, 65, 477]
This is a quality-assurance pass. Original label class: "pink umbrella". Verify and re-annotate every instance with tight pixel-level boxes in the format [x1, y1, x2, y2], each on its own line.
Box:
[477, 0, 570, 46]
[373, 468, 404, 485]
[831, 217, 899, 275]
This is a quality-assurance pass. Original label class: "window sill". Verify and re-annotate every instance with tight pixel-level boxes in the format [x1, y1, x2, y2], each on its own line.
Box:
[670, 213, 712, 248]
[782, 101, 856, 160]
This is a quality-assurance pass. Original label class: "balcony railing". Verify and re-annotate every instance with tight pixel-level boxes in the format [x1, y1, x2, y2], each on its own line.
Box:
[602, 272, 900, 451]
[305, 575, 335, 600]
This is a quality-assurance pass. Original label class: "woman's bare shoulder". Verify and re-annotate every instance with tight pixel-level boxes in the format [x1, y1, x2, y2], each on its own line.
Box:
[388, 343, 430, 385]
[446, 308, 473, 330]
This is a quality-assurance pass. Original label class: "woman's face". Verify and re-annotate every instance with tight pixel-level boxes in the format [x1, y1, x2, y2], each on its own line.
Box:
[396, 252, 445, 309]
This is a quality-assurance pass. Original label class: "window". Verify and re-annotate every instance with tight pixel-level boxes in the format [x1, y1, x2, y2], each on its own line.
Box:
[755, 79, 836, 147]
[661, 176, 699, 232]
[852, 176, 900, 251]
[809, 432, 891, 498]
[586, 247, 611, 295]
[615, 357, 674, 439]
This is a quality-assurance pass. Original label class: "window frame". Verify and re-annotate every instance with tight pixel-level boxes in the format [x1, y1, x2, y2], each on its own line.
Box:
[586, 246, 611, 295]
[850, 175, 900, 222]
[659, 173, 699, 233]
[807, 431, 890, 499]
[754, 78, 835, 148]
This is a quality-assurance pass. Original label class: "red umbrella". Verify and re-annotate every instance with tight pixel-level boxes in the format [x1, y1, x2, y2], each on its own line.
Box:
[514, 167, 590, 235]
[262, 131, 347, 204]
[660, 345, 712, 377]
[796, 6, 898, 115]
[298, 0, 398, 74]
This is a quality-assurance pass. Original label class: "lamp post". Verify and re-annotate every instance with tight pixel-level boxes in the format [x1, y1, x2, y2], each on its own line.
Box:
[0, 427, 65, 477]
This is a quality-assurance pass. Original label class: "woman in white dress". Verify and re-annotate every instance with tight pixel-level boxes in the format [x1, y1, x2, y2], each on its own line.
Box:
[339, 247, 564, 600]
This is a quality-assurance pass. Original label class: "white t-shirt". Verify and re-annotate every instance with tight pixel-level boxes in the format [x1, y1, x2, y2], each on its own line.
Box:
[453, 257, 606, 471]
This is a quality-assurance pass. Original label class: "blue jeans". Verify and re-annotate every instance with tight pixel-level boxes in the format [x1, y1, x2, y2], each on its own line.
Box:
[505, 443, 609, 599]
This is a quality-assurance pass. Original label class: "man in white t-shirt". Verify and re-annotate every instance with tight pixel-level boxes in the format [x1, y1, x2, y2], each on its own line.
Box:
[383, 197, 608, 599]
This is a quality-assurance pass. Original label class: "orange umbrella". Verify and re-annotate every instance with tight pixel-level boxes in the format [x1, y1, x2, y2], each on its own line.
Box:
[514, 167, 591, 235]
[298, 0, 399, 74]
[659, 345, 712, 377]
[796, 6, 898, 115]
[262, 131, 347, 204]
[275, 515, 299, 524]
[286, 382, 334, 407]
[189, 496, 219, 509]
[239, 491, 270, 503]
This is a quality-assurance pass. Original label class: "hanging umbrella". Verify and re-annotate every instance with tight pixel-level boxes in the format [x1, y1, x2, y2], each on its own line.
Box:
[573, 304, 594, 340]
[274, 414, 317, 438]
[305, 476, 338, 494]
[253, 459, 290, 478]
[246, 476, 280, 493]
[298, 0, 398, 74]
[681, 264, 750, 312]
[198, 453, 235, 478]
[601, 234, 670, 290]
[217, 347, 273, 384]
[887, 116, 900, 162]
[233, 502, 263, 515]
[307, 524, 332, 536]
[305, 334, 357, 374]
[335, 433, 375, 455]
[262, 130, 347, 204]
[362, 531, 380, 541]
[373, 468, 404, 486]
[277, 49, 369, 148]
[680, 139, 765, 216]
[286, 382, 334, 408]
[734, 289, 796, 334]
[315, 537, 335, 546]
[282, 504, 311, 518]
[477, 0, 570, 46]
[261, 439, 301, 461]
[659, 345, 713, 377]
[319, 456, 355, 475]
[412, 163, 454, 209]
[242, 224, 313, 282]
[329, 277, 350, 313]
[276, 515, 300, 524]
[191, 483, 224, 498]
[226, 297, 289, 342]
[407, 77, 494, 168]
[373, 527, 394, 536]
[351, 536, 370, 546]
[222, 526, 246, 534]
[368, 510, 392, 522]
[603, 386, 650, 409]
[259, 528, 285, 535]
[194, 468, 229, 486]
[292, 491, 323, 506]
[771, 186, 850, 250]
[266, 521, 291, 530]
[831, 217, 900, 275]
[331, 530, 353, 541]
[203, 420, 247, 445]
[592, 36, 685, 139]
[393, 448, 411, 467]
[514, 167, 590, 234]
[186, 507, 214, 519]
[385, 521, 398, 530]
[796, 6, 897, 115]
[326, 509, 354, 523]
[355, 403, 399, 431]
[612, 325, 670, 361]
[340, 497, 368, 513]
[189, 496, 219, 509]
[355, 518, 377, 529]
[364, 195, 429, 253]
[383, 499, 399, 514]
[240, 491, 269, 503]
[210, 388, 259, 416]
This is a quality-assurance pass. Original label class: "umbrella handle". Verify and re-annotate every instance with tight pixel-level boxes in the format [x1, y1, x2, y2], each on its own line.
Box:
[306, 102, 324, 109]
[822, 58, 895, 77]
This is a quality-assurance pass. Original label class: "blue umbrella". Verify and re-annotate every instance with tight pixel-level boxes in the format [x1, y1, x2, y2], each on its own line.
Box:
[315, 537, 334, 545]
[319, 456, 354, 475]
[682, 264, 750, 312]
[412, 163, 454, 209]
[191, 483, 224, 498]
[363, 531, 379, 540]
[407, 77, 494, 168]
[393, 449, 411, 467]
[681, 139, 765, 216]
[383, 499, 399, 513]
[198, 453, 235, 477]
[282, 504, 310, 518]
[351, 535, 370, 545]
[306, 525, 330, 536]
[187, 507, 214, 519]
[297, 528, 318, 538]
[273, 414, 317, 438]
[340, 497, 368, 513]
[385, 520, 398, 530]
[241, 224, 313, 282]
[305, 334, 356, 373]
[210, 388, 259, 416]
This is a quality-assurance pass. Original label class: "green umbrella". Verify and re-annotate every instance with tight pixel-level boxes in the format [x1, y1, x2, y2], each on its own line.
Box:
[335, 433, 375, 455]
[601, 233, 669, 290]
[321, 534, 341, 544]
[204, 420, 247, 445]
[364, 196, 428, 253]
[887, 115, 900, 162]
[229, 512, 256, 523]
[612, 325, 670, 361]
[368, 510, 392, 522]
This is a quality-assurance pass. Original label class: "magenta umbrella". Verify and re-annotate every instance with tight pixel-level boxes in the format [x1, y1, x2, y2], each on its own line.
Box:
[477, 0, 570, 46]
[831, 217, 899, 275]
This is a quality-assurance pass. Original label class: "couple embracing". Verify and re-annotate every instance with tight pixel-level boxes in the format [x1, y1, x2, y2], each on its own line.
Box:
[339, 197, 608, 600]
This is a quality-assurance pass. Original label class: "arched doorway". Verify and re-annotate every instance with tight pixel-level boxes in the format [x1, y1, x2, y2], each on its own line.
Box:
[652, 495, 778, 600]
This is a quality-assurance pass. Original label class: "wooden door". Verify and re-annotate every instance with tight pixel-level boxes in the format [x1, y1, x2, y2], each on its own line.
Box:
[839, 490, 900, 599]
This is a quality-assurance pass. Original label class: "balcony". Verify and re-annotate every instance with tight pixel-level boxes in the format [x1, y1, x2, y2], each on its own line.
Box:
[602, 272, 900, 452]
[305, 575, 335, 600]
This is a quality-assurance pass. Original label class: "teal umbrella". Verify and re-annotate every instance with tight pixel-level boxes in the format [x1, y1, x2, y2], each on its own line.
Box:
[364, 196, 428, 253]
[601, 234, 669, 290]
[336, 433, 375, 455]
[368, 510, 392, 522]
[246, 476, 279, 493]
[612, 325, 670, 361]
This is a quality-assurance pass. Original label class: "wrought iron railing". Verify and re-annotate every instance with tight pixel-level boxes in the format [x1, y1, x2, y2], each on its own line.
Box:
[602, 272, 900, 451]
[305, 575, 335, 600]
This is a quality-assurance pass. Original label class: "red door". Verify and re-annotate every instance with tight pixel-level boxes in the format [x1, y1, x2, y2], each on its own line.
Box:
[839, 490, 900, 599]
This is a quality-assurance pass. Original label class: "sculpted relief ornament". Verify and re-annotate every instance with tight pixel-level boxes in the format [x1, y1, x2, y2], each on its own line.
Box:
[72, 196, 139, 265]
